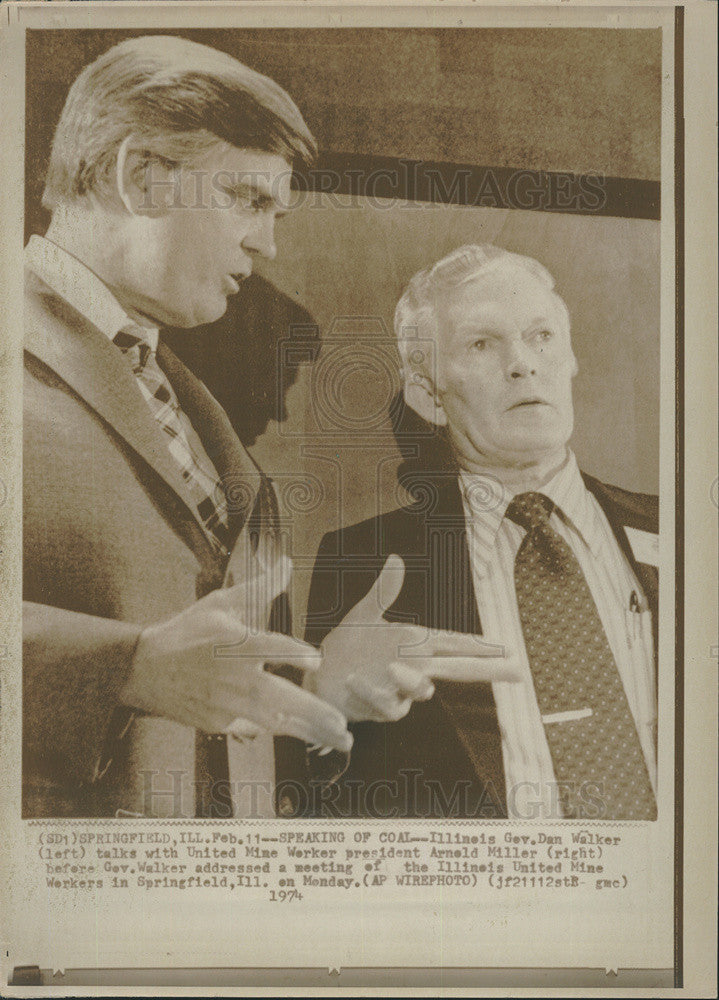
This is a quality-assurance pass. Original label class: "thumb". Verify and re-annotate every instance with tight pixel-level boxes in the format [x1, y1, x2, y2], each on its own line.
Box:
[346, 553, 405, 624]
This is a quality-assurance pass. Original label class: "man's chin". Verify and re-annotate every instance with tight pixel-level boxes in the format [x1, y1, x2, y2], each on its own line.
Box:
[501, 414, 572, 452]
[168, 298, 230, 330]
[499, 438, 570, 468]
[477, 428, 569, 466]
[200, 299, 231, 326]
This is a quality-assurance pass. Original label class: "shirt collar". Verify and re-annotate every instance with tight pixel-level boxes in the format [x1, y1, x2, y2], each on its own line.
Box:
[541, 451, 603, 556]
[459, 469, 512, 563]
[25, 235, 159, 351]
[460, 451, 603, 563]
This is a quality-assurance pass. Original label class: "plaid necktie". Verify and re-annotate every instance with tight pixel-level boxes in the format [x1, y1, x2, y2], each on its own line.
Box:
[114, 324, 230, 554]
[506, 491, 656, 820]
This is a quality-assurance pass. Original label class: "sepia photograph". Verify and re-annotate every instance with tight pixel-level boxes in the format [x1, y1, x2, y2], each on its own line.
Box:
[1, 0, 716, 991]
[22, 23, 663, 823]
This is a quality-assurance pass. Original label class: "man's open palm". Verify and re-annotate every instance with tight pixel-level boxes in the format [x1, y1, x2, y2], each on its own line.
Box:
[312, 554, 521, 723]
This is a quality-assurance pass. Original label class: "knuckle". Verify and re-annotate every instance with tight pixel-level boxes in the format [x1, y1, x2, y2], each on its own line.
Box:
[210, 606, 235, 629]
[385, 699, 410, 722]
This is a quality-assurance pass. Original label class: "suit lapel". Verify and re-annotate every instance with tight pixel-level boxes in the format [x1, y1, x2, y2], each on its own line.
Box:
[413, 476, 506, 808]
[581, 474, 659, 618]
[25, 271, 216, 551]
[582, 473, 659, 687]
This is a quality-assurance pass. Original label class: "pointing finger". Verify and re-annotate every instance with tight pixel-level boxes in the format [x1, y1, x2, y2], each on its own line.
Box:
[415, 656, 522, 683]
[412, 630, 508, 659]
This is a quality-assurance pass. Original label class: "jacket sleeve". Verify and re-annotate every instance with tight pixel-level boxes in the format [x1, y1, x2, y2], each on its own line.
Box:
[304, 532, 344, 648]
[23, 601, 142, 786]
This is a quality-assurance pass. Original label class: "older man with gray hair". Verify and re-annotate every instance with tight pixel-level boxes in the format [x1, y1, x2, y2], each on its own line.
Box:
[306, 244, 659, 821]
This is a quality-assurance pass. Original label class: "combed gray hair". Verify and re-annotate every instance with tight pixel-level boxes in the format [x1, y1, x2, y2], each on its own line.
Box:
[43, 34, 317, 211]
[395, 244, 568, 383]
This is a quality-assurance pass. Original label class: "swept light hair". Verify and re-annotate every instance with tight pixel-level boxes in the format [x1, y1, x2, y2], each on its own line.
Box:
[43, 34, 317, 211]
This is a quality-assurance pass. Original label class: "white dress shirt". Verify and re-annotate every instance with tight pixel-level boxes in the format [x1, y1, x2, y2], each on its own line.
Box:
[460, 453, 657, 819]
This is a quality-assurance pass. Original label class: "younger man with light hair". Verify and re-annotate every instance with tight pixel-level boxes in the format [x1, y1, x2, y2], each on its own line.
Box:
[23, 34, 342, 818]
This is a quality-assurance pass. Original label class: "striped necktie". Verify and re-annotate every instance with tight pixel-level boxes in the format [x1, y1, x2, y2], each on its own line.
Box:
[114, 324, 230, 554]
[506, 491, 656, 820]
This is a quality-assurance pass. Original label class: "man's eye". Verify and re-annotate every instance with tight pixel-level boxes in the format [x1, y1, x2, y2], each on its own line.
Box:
[230, 192, 266, 213]
[473, 339, 487, 351]
[236, 198, 262, 213]
[536, 329, 553, 342]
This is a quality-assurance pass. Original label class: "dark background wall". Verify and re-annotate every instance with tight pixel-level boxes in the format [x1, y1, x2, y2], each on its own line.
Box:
[25, 27, 661, 239]
[25, 28, 662, 623]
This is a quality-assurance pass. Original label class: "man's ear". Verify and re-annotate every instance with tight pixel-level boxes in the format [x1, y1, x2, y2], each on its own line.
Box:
[570, 351, 579, 377]
[403, 373, 448, 426]
[116, 135, 175, 217]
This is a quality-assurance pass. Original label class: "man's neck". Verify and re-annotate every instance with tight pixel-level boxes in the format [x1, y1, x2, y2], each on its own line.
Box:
[459, 448, 570, 494]
[44, 211, 116, 286]
[44, 214, 157, 329]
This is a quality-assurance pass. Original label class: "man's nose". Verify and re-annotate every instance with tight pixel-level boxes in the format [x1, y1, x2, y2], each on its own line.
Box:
[504, 342, 536, 380]
[241, 214, 277, 261]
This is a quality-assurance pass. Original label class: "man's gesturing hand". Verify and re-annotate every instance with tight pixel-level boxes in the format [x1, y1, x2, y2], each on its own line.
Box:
[309, 554, 521, 723]
[119, 556, 352, 753]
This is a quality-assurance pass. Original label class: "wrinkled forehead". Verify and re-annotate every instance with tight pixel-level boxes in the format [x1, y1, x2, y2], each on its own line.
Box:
[434, 261, 570, 342]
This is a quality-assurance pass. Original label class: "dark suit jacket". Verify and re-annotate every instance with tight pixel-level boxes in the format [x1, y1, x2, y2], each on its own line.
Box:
[23, 266, 271, 817]
[303, 472, 659, 818]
